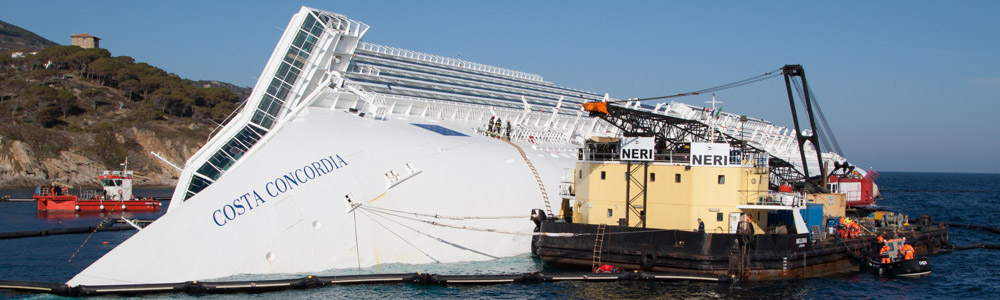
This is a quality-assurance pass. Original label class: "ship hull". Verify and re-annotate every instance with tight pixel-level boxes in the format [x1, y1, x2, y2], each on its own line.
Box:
[534, 221, 949, 280]
[862, 257, 932, 278]
[68, 107, 577, 285]
[35, 196, 160, 212]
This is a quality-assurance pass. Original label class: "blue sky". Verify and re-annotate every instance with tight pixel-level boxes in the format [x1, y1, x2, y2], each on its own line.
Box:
[3, 1, 998, 173]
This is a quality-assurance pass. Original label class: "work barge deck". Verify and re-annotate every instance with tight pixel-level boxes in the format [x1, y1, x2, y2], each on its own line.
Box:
[534, 216, 949, 280]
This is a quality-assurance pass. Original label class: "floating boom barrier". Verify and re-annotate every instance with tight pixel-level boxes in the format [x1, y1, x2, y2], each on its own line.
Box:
[0, 271, 732, 297]
[0, 226, 134, 240]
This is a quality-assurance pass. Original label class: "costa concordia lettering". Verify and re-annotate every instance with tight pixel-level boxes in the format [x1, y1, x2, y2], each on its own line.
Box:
[212, 154, 348, 226]
[68, 7, 865, 285]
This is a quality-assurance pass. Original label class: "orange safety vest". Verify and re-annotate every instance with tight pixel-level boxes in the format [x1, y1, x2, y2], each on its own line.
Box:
[902, 244, 914, 260]
[880, 245, 892, 263]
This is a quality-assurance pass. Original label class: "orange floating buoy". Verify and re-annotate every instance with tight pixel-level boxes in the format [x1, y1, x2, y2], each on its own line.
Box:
[103, 241, 109, 244]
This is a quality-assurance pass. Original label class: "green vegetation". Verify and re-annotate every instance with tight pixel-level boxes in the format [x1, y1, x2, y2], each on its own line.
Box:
[0, 45, 246, 175]
[0, 19, 59, 51]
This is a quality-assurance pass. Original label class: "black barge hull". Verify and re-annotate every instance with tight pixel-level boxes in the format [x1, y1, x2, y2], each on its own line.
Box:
[534, 221, 949, 280]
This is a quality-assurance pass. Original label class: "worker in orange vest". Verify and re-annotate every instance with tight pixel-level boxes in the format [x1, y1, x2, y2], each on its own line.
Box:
[901, 242, 915, 260]
[838, 217, 847, 239]
[879, 243, 892, 263]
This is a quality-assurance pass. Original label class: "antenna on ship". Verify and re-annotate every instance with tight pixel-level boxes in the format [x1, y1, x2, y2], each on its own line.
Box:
[705, 93, 722, 141]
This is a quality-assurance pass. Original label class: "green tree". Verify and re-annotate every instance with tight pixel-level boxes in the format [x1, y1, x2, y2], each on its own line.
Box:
[18, 85, 58, 123]
[88, 57, 127, 86]
[79, 88, 105, 110]
[120, 79, 141, 100]
[54, 90, 78, 118]
[67, 48, 111, 77]
[38, 45, 82, 69]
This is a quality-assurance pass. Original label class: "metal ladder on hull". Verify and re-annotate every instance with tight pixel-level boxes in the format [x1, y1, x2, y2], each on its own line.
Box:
[503, 139, 552, 217]
[592, 224, 607, 271]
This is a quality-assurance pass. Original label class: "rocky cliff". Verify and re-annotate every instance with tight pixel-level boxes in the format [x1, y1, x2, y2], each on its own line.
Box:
[0, 122, 211, 189]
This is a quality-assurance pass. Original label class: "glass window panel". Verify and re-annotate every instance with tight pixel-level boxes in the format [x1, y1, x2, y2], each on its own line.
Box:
[293, 31, 308, 48]
[236, 126, 262, 144]
[251, 111, 264, 124]
[196, 162, 221, 181]
[281, 65, 297, 83]
[258, 115, 275, 129]
[247, 126, 267, 136]
[185, 176, 213, 201]
[303, 14, 316, 31]
[222, 138, 248, 161]
[207, 151, 234, 173]
[266, 101, 282, 116]
[274, 64, 291, 85]
[275, 83, 291, 100]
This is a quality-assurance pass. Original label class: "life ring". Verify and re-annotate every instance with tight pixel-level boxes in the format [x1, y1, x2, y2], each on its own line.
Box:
[641, 252, 657, 271]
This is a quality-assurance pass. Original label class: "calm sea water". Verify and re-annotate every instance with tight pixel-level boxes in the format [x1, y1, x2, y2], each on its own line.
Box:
[1, 173, 998, 299]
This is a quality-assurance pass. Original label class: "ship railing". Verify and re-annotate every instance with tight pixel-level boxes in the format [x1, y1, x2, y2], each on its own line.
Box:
[342, 81, 388, 119]
[376, 93, 590, 140]
[81, 190, 102, 200]
[559, 181, 575, 198]
[511, 126, 570, 145]
[34, 187, 52, 196]
[358, 42, 545, 82]
[740, 192, 807, 208]
[844, 190, 861, 202]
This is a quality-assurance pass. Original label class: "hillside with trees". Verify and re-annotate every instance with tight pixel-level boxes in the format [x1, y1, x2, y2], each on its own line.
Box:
[0, 19, 58, 51]
[0, 44, 250, 188]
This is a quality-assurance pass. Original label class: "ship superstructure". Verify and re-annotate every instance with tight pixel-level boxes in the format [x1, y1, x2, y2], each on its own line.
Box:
[71, 7, 872, 285]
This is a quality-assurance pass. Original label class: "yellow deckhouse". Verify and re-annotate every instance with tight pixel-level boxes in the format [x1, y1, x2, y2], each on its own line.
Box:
[567, 139, 844, 236]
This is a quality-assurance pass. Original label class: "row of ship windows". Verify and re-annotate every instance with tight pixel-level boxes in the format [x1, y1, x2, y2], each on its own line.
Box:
[185, 16, 324, 200]
[588, 170, 727, 185]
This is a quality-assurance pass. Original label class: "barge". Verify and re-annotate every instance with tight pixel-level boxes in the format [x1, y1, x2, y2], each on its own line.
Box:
[531, 66, 949, 280]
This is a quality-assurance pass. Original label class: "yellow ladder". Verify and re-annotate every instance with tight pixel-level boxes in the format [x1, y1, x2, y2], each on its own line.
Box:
[592, 224, 607, 271]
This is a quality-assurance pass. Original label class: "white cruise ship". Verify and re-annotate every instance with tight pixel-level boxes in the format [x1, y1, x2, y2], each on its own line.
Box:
[68, 7, 861, 285]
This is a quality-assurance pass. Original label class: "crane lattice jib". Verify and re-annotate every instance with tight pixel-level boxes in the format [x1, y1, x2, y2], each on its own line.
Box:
[583, 102, 806, 189]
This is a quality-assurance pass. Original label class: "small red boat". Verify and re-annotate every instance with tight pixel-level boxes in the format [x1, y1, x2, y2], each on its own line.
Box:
[34, 161, 160, 212]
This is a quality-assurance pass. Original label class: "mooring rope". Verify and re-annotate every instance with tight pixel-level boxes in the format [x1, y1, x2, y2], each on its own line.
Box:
[361, 205, 528, 220]
[360, 206, 690, 238]
[358, 207, 573, 237]
[67, 216, 111, 263]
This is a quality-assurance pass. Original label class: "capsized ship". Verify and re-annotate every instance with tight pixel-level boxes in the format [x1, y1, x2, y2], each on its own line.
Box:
[70, 7, 870, 285]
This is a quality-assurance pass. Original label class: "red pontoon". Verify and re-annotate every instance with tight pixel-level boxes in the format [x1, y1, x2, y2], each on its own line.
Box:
[34, 161, 160, 212]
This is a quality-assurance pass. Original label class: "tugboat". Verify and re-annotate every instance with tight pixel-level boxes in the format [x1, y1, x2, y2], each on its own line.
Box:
[530, 65, 949, 281]
[864, 237, 932, 277]
[34, 160, 160, 213]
